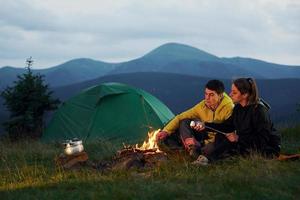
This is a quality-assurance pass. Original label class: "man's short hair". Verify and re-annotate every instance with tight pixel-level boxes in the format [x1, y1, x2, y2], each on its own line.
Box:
[205, 80, 225, 94]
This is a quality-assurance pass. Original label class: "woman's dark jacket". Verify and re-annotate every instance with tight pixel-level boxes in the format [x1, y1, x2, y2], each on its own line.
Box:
[205, 101, 280, 154]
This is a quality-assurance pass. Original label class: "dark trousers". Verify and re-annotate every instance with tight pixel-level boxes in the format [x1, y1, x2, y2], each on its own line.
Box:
[178, 119, 208, 148]
[206, 133, 237, 161]
[207, 133, 279, 161]
[160, 119, 208, 151]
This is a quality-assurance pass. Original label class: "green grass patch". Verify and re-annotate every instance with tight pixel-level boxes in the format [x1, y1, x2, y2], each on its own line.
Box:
[0, 126, 300, 199]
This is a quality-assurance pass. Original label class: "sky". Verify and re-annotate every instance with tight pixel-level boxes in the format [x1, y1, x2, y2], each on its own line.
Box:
[0, 0, 299, 68]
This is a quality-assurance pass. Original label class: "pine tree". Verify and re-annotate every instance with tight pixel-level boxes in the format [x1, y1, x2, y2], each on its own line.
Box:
[1, 57, 60, 140]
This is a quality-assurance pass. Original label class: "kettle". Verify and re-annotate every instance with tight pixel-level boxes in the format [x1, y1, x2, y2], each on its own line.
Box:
[63, 138, 84, 155]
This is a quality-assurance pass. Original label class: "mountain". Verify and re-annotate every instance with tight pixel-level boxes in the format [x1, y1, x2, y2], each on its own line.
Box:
[107, 43, 300, 78]
[1, 72, 300, 135]
[111, 43, 220, 73]
[107, 43, 261, 78]
[0, 66, 26, 90]
[0, 58, 115, 90]
[41, 58, 115, 87]
[1, 43, 300, 90]
[51, 73, 300, 124]
[222, 57, 300, 79]
[142, 42, 219, 62]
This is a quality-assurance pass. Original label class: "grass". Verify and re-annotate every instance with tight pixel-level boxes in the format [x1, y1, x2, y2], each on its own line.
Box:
[0, 126, 300, 200]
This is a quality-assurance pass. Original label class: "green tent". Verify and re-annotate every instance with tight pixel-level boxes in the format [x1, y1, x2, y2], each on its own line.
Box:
[43, 82, 174, 142]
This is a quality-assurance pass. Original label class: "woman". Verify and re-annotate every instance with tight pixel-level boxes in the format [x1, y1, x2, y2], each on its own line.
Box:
[193, 78, 281, 165]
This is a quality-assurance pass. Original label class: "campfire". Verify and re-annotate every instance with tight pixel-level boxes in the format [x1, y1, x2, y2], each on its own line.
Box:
[135, 129, 162, 152]
[96, 129, 168, 171]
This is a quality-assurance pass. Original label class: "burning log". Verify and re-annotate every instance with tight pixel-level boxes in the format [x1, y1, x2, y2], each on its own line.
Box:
[96, 145, 168, 172]
[96, 130, 169, 171]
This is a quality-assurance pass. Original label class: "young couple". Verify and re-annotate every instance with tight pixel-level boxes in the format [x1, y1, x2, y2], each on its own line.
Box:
[156, 78, 281, 165]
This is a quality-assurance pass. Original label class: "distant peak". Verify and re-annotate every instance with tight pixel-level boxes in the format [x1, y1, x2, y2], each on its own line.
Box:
[158, 42, 193, 48]
[63, 58, 95, 63]
[0, 66, 24, 70]
[144, 42, 219, 61]
[1, 66, 14, 69]
[53, 58, 111, 67]
[154, 42, 204, 51]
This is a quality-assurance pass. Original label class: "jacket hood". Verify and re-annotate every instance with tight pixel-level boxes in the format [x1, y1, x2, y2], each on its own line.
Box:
[217, 92, 234, 111]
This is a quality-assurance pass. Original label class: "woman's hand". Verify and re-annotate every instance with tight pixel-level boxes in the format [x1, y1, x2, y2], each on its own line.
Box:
[226, 132, 238, 142]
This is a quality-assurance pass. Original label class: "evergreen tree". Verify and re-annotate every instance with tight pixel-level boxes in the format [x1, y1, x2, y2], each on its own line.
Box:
[1, 57, 60, 140]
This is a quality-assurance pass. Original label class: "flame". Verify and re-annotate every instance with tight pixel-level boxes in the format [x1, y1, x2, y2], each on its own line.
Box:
[136, 129, 161, 152]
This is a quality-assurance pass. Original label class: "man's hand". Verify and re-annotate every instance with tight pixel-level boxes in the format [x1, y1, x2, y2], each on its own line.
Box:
[190, 120, 205, 132]
[156, 131, 169, 141]
[226, 132, 238, 142]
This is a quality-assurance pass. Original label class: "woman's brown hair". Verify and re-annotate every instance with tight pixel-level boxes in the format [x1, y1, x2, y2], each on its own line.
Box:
[233, 77, 259, 105]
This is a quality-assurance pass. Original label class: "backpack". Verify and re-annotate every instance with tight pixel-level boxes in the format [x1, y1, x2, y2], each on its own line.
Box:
[256, 99, 281, 156]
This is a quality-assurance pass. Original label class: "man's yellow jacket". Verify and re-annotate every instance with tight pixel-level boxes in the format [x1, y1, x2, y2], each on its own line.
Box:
[163, 93, 234, 143]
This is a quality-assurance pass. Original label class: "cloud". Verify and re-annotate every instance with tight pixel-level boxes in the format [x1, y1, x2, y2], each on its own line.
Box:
[0, 0, 299, 68]
[0, 1, 58, 31]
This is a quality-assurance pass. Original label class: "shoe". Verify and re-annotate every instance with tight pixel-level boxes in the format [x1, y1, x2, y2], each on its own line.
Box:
[191, 155, 209, 166]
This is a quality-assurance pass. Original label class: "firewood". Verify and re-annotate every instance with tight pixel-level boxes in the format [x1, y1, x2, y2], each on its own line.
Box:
[55, 151, 88, 169]
[96, 148, 168, 171]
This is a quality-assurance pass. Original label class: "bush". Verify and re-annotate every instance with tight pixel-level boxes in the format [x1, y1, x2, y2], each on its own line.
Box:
[1, 57, 60, 140]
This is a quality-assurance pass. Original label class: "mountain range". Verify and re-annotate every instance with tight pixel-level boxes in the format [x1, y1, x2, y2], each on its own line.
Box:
[0, 43, 300, 134]
[51, 72, 300, 123]
[1, 43, 300, 90]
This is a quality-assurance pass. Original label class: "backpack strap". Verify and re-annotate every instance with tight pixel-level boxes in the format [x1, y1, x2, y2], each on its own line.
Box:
[258, 98, 271, 110]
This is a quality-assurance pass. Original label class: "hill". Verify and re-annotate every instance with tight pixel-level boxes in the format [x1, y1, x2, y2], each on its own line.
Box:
[222, 57, 300, 79]
[108, 43, 262, 78]
[51, 72, 300, 124]
[1, 72, 300, 134]
[1, 43, 300, 90]
[0, 67, 25, 90]
[0, 58, 115, 89]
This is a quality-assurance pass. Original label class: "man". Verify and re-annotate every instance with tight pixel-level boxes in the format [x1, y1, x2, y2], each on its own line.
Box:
[156, 79, 234, 159]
